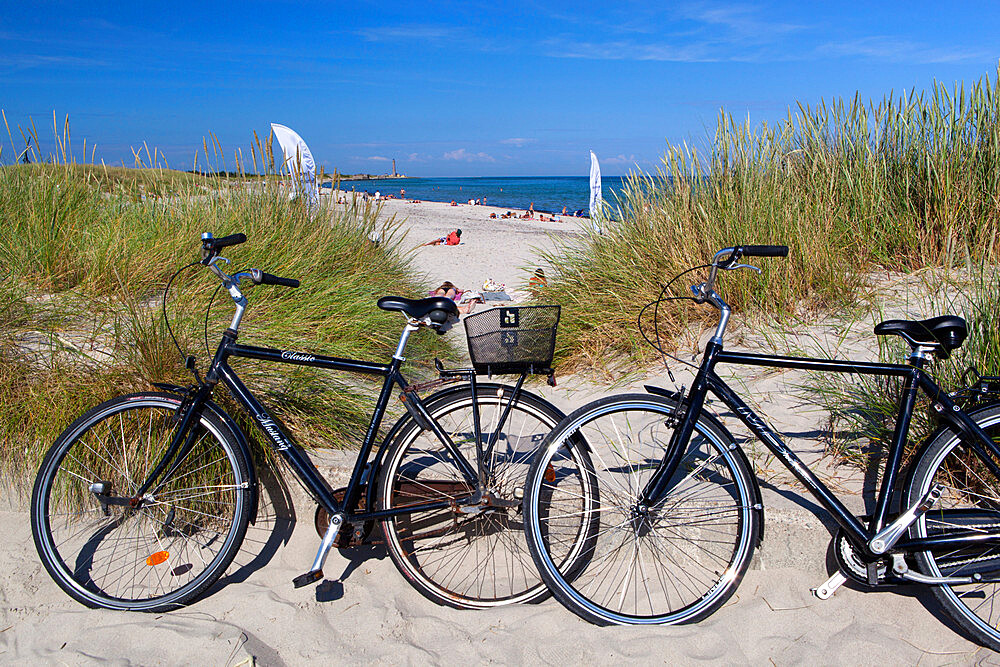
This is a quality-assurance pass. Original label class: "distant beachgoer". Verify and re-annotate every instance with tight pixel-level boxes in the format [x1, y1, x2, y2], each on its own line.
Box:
[468, 199, 475, 205]
[432, 281, 478, 314]
[400, 189, 405, 198]
[561, 206, 567, 215]
[374, 191, 381, 200]
[489, 212, 497, 219]
[450, 200, 457, 206]
[422, 229, 462, 246]
[528, 268, 547, 293]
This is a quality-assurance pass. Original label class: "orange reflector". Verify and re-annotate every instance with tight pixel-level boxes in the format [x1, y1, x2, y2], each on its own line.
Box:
[544, 464, 556, 483]
[146, 551, 169, 566]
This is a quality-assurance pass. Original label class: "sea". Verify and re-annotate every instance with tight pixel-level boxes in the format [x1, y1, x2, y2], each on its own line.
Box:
[328, 176, 629, 215]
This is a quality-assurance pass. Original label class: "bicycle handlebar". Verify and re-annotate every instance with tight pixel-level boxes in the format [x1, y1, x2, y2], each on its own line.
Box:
[739, 244, 788, 258]
[250, 269, 300, 289]
[695, 243, 789, 303]
[211, 233, 247, 249]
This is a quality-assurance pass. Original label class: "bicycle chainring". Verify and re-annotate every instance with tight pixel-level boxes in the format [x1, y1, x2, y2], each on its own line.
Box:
[314, 486, 378, 549]
[833, 527, 889, 587]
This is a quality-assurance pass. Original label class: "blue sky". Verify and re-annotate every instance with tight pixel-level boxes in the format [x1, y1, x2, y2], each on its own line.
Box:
[2, 1, 999, 176]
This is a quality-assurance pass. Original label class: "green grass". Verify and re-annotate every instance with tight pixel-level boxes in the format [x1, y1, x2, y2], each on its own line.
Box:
[810, 269, 1000, 468]
[0, 161, 451, 484]
[535, 70, 1000, 371]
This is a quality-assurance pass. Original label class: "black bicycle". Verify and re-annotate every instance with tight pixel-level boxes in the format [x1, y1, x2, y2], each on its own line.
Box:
[523, 244, 1000, 649]
[30, 232, 590, 612]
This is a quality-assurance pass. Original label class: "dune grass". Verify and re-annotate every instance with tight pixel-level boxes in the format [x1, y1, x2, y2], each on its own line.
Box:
[809, 268, 1000, 468]
[535, 70, 1000, 371]
[0, 160, 451, 485]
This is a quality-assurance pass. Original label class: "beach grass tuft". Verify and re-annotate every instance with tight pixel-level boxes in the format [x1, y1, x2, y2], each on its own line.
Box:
[536, 70, 1000, 371]
[0, 140, 450, 485]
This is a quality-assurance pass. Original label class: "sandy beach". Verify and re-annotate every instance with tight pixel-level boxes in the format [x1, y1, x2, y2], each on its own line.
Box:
[1, 196, 995, 664]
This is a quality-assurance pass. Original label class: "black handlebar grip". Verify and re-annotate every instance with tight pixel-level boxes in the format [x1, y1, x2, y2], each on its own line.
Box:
[213, 233, 247, 249]
[740, 245, 788, 258]
[256, 270, 300, 288]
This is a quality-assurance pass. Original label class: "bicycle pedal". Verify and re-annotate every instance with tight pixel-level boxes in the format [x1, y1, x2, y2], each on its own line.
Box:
[812, 570, 848, 600]
[292, 569, 324, 588]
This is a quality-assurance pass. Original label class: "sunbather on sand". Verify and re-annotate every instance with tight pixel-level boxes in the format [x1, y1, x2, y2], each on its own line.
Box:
[432, 281, 479, 314]
[422, 229, 462, 246]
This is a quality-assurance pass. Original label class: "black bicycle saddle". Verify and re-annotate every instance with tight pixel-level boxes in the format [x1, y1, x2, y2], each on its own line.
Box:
[377, 296, 459, 322]
[874, 315, 967, 359]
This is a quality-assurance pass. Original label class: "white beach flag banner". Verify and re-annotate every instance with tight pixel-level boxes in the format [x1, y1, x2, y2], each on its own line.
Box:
[271, 123, 318, 206]
[589, 150, 603, 230]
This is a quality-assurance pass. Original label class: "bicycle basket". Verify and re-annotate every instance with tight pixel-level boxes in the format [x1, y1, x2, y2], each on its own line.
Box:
[463, 305, 560, 375]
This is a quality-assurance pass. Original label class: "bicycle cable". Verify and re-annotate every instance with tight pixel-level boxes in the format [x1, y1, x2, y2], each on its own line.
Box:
[204, 283, 223, 358]
[162, 261, 201, 375]
[637, 263, 712, 377]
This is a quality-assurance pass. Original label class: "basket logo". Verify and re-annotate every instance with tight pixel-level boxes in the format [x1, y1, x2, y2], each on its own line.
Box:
[500, 308, 519, 328]
[501, 331, 519, 348]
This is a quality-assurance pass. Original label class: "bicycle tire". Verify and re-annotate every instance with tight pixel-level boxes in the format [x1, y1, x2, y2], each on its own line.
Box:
[31, 392, 253, 612]
[523, 393, 758, 625]
[376, 384, 592, 608]
[906, 404, 1000, 650]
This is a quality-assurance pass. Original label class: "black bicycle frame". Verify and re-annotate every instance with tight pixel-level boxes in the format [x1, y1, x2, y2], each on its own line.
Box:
[163, 329, 487, 522]
[641, 340, 1000, 557]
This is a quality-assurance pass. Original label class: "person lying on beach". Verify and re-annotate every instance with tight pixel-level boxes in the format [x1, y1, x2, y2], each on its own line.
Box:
[421, 229, 462, 246]
[431, 281, 479, 314]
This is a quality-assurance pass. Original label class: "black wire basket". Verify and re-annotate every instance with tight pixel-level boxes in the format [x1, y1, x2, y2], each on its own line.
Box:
[463, 305, 560, 375]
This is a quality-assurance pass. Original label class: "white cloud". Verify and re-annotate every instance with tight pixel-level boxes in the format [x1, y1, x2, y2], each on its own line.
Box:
[603, 154, 638, 166]
[443, 148, 495, 162]
[350, 155, 391, 162]
[817, 37, 990, 64]
[358, 24, 462, 43]
[500, 137, 535, 147]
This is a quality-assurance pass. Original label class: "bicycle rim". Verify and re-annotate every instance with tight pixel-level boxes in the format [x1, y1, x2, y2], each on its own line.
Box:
[378, 389, 574, 608]
[31, 394, 250, 611]
[525, 395, 756, 625]
[909, 407, 1000, 649]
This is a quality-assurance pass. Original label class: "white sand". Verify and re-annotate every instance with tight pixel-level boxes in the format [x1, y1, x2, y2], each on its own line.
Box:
[1, 197, 993, 663]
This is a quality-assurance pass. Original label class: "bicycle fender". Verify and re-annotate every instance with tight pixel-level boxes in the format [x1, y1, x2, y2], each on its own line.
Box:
[644, 384, 765, 546]
[152, 383, 260, 525]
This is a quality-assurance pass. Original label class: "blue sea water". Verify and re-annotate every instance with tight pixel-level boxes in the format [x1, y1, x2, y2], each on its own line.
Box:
[331, 176, 629, 215]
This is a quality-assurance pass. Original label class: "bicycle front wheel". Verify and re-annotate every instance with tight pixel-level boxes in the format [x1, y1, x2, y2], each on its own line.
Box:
[31, 392, 253, 612]
[523, 393, 758, 625]
[906, 404, 1000, 650]
[377, 384, 585, 608]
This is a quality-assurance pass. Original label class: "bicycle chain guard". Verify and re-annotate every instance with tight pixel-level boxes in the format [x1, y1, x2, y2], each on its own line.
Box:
[315, 487, 377, 548]
[832, 526, 891, 587]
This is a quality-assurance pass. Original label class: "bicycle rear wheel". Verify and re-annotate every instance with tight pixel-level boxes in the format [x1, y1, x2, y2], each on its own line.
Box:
[906, 404, 1000, 650]
[376, 384, 590, 608]
[523, 393, 758, 625]
[31, 392, 253, 612]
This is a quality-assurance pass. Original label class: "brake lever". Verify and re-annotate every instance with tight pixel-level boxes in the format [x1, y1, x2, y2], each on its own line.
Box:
[726, 263, 762, 274]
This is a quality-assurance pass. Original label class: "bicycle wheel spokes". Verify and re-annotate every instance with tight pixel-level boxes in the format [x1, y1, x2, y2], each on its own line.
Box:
[379, 388, 566, 608]
[525, 396, 756, 625]
[909, 410, 1000, 648]
[34, 396, 250, 610]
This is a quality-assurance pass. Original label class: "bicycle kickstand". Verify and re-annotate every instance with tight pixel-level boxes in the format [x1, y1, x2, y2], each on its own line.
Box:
[293, 512, 345, 588]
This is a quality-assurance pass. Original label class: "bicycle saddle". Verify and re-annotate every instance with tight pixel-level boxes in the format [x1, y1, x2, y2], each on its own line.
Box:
[874, 315, 967, 359]
[377, 295, 459, 322]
